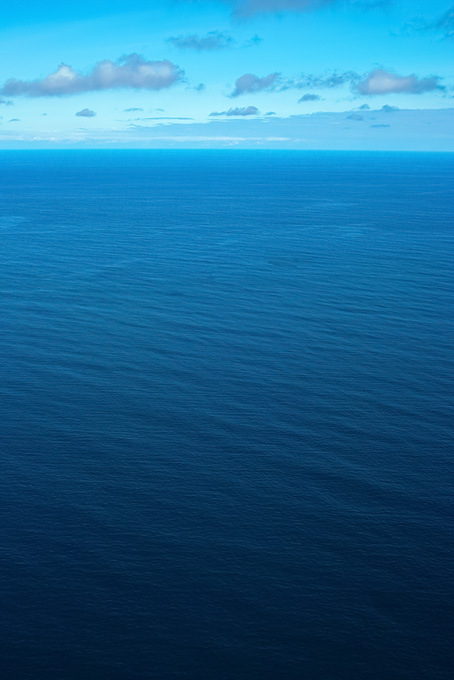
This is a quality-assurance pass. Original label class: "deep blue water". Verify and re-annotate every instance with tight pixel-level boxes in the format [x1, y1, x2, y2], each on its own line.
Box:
[1, 151, 453, 680]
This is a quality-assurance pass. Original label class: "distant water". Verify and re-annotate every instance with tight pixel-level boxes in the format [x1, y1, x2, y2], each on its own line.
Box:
[1, 151, 453, 680]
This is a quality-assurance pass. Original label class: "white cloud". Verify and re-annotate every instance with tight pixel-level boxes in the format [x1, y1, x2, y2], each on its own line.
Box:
[355, 69, 442, 95]
[0, 54, 183, 97]
[231, 72, 279, 96]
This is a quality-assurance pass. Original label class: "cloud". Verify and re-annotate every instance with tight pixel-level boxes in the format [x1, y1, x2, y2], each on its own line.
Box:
[288, 69, 441, 97]
[168, 31, 233, 50]
[76, 108, 96, 117]
[0, 54, 183, 97]
[232, 0, 318, 14]
[243, 34, 263, 47]
[292, 71, 359, 89]
[231, 72, 279, 96]
[428, 6, 454, 39]
[355, 69, 443, 95]
[227, 69, 441, 101]
[136, 116, 194, 121]
[298, 93, 322, 102]
[224, 0, 391, 17]
[0, 97, 13, 106]
[2, 108, 452, 151]
[346, 113, 364, 121]
[210, 106, 260, 116]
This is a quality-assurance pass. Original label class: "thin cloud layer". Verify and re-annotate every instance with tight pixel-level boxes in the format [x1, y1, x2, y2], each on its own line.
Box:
[0, 54, 183, 97]
[232, 0, 317, 15]
[210, 106, 259, 116]
[355, 69, 442, 95]
[135, 116, 193, 120]
[231, 72, 279, 96]
[293, 72, 359, 89]
[225, 0, 391, 16]
[429, 6, 454, 39]
[168, 31, 233, 50]
[76, 108, 96, 117]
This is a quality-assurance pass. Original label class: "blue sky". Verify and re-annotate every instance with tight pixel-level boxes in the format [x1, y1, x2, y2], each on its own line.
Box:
[0, 0, 453, 149]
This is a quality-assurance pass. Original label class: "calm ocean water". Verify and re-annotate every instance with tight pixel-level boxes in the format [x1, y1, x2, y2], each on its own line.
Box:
[1, 151, 453, 679]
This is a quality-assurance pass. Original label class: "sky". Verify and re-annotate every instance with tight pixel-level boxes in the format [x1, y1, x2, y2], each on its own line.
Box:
[0, 0, 453, 149]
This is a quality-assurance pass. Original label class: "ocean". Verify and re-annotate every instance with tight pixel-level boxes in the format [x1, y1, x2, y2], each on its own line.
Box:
[1, 151, 453, 679]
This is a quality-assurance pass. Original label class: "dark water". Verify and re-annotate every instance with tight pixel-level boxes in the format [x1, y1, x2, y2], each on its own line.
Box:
[1, 151, 453, 679]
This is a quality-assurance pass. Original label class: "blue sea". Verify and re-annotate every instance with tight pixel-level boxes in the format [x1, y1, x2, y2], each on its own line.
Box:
[1, 151, 453, 679]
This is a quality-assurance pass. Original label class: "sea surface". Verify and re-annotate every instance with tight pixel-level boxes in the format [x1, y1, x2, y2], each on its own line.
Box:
[1, 151, 453, 680]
